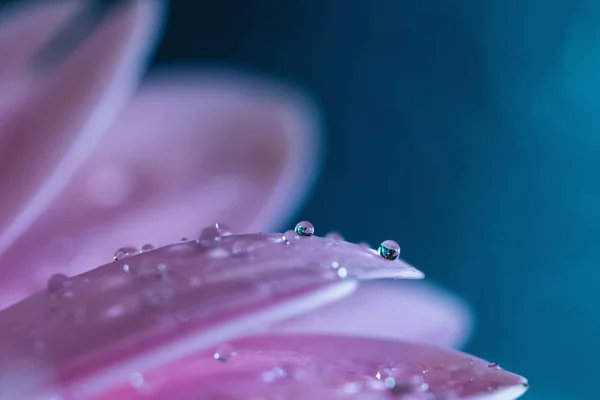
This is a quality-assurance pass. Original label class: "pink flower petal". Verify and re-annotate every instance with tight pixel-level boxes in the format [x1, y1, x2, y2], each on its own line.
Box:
[0, 0, 163, 257]
[99, 334, 529, 400]
[272, 280, 473, 348]
[0, 233, 419, 398]
[0, 72, 321, 307]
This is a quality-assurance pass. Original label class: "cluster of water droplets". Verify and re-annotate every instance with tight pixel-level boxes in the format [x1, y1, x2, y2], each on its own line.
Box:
[189, 341, 509, 400]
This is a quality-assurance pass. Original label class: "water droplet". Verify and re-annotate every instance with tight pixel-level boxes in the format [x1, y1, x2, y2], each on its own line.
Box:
[337, 267, 348, 279]
[326, 232, 344, 241]
[283, 229, 298, 244]
[113, 246, 138, 261]
[378, 240, 401, 260]
[123, 264, 130, 272]
[180, 237, 188, 243]
[141, 244, 154, 252]
[47, 273, 70, 294]
[197, 223, 231, 247]
[488, 362, 499, 368]
[294, 221, 314, 237]
[213, 344, 236, 362]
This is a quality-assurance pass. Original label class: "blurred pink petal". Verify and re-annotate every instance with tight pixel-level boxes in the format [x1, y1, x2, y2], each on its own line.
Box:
[0, 0, 163, 258]
[0, 233, 421, 398]
[273, 280, 473, 348]
[100, 334, 528, 400]
[0, 72, 321, 308]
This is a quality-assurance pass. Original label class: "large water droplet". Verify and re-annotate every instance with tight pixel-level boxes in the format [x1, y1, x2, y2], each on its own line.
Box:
[141, 244, 155, 252]
[47, 273, 70, 294]
[294, 221, 314, 237]
[113, 246, 138, 261]
[198, 223, 232, 247]
[378, 240, 401, 260]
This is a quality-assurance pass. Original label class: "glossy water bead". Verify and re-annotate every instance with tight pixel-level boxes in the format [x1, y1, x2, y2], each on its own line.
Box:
[378, 240, 401, 260]
[294, 221, 314, 237]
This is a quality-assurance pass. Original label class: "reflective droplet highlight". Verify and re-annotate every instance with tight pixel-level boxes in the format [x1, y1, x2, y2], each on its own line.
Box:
[378, 240, 400, 260]
[295, 221, 315, 237]
[213, 344, 236, 363]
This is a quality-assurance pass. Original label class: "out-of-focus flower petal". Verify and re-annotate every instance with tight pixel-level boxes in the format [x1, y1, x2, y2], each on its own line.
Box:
[99, 334, 529, 400]
[272, 280, 473, 348]
[0, 233, 418, 398]
[0, 0, 164, 257]
[0, 71, 321, 308]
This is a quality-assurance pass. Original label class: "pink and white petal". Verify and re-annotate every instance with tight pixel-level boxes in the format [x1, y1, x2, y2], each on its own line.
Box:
[98, 334, 529, 400]
[0, 71, 321, 307]
[0, 0, 164, 257]
[272, 280, 473, 348]
[0, 233, 419, 398]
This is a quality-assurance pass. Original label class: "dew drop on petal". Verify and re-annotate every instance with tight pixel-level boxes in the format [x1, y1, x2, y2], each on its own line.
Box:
[283, 230, 298, 244]
[47, 273, 70, 294]
[141, 244, 154, 252]
[180, 237, 188, 243]
[123, 264, 130, 272]
[294, 221, 315, 237]
[213, 344, 236, 363]
[197, 224, 228, 247]
[113, 246, 138, 261]
[337, 267, 348, 279]
[378, 240, 401, 260]
[488, 362, 499, 368]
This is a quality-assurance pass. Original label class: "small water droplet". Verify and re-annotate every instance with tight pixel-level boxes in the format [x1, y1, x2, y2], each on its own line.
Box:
[283, 229, 298, 244]
[337, 267, 348, 279]
[326, 232, 344, 241]
[123, 264, 130, 272]
[294, 221, 314, 237]
[180, 237, 188, 243]
[378, 240, 401, 260]
[47, 273, 70, 294]
[141, 244, 154, 252]
[488, 362, 499, 368]
[113, 246, 138, 261]
[213, 344, 236, 362]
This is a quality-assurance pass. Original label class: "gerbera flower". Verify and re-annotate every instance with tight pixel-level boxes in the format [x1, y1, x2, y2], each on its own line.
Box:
[0, 1, 528, 399]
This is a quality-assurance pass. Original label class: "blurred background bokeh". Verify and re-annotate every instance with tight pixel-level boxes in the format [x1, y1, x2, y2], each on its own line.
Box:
[1, 0, 596, 398]
[150, 1, 597, 399]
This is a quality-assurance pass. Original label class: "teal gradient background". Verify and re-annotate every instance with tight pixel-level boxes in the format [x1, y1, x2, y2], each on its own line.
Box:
[152, 2, 598, 399]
